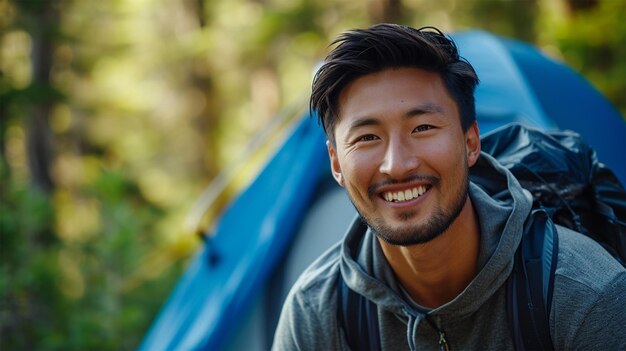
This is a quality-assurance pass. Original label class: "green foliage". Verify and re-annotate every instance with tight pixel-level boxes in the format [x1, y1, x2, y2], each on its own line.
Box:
[536, 0, 626, 115]
[1, 159, 58, 349]
[1, 157, 182, 350]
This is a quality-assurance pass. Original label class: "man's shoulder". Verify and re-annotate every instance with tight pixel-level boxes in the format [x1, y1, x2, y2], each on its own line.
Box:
[554, 224, 625, 292]
[288, 241, 343, 302]
[550, 225, 626, 349]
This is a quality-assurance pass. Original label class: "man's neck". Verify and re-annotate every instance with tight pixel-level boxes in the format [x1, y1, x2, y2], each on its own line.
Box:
[378, 198, 481, 309]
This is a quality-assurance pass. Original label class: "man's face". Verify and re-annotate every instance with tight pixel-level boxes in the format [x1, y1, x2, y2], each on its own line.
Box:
[327, 67, 480, 246]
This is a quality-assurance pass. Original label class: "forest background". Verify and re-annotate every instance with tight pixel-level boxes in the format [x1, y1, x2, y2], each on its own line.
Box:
[1, 0, 624, 350]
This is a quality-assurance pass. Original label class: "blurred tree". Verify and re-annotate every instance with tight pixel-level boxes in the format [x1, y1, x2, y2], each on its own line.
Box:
[464, 0, 539, 42]
[13, 0, 63, 194]
[536, 0, 625, 115]
[369, 0, 406, 23]
[2, 0, 187, 349]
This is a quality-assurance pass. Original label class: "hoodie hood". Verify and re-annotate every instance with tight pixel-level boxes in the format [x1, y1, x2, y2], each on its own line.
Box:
[338, 151, 533, 322]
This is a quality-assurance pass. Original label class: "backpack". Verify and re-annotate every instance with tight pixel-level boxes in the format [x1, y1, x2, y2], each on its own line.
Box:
[337, 124, 626, 351]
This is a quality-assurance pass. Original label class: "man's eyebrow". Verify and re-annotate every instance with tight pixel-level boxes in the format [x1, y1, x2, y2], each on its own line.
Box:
[405, 103, 443, 118]
[347, 117, 380, 131]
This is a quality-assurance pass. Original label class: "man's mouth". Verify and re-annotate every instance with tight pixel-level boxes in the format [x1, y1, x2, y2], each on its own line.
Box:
[382, 185, 430, 203]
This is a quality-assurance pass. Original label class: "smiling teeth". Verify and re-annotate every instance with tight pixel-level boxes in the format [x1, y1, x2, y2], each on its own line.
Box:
[383, 186, 427, 202]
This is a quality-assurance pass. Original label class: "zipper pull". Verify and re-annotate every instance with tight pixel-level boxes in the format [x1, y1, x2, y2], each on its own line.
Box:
[438, 331, 449, 351]
[424, 314, 450, 351]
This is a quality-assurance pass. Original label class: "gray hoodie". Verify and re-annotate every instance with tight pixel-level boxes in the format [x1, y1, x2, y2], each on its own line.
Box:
[272, 153, 626, 350]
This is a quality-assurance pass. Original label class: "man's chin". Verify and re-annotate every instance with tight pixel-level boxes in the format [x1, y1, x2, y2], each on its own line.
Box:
[373, 227, 444, 246]
[368, 218, 442, 246]
[367, 206, 459, 246]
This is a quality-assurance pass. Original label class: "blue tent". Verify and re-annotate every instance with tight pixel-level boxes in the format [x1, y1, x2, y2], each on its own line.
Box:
[139, 30, 625, 351]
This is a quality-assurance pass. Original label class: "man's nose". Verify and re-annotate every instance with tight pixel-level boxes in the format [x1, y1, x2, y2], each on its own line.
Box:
[379, 138, 420, 179]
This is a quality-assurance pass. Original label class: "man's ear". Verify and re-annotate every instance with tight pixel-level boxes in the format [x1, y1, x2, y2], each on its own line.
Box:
[327, 140, 344, 187]
[466, 122, 481, 167]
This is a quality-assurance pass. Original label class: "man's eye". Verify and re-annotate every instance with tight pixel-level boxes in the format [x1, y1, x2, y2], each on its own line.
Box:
[414, 125, 434, 132]
[358, 134, 378, 142]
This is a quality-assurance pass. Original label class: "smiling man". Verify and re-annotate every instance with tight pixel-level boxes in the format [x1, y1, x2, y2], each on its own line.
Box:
[272, 24, 626, 350]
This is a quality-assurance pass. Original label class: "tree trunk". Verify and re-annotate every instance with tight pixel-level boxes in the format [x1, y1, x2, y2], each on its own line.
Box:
[369, 0, 405, 23]
[25, 1, 57, 193]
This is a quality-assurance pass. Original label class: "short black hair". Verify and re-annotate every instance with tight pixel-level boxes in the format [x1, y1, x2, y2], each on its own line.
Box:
[310, 23, 479, 145]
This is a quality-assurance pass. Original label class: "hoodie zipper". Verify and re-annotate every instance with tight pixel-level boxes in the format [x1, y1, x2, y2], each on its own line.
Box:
[425, 314, 449, 351]
[437, 331, 449, 351]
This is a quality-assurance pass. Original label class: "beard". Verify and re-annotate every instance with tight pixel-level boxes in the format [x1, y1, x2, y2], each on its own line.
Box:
[349, 167, 470, 247]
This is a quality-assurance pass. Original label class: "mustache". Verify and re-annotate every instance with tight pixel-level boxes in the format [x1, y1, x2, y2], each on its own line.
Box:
[367, 174, 440, 197]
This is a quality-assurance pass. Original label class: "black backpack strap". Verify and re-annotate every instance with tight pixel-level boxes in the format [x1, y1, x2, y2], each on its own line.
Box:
[507, 209, 559, 351]
[337, 274, 381, 351]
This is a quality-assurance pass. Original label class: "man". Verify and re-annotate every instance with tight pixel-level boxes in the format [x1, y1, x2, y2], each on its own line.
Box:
[272, 23, 626, 350]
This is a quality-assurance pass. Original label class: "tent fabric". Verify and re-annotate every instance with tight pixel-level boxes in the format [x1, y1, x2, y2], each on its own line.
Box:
[455, 31, 625, 184]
